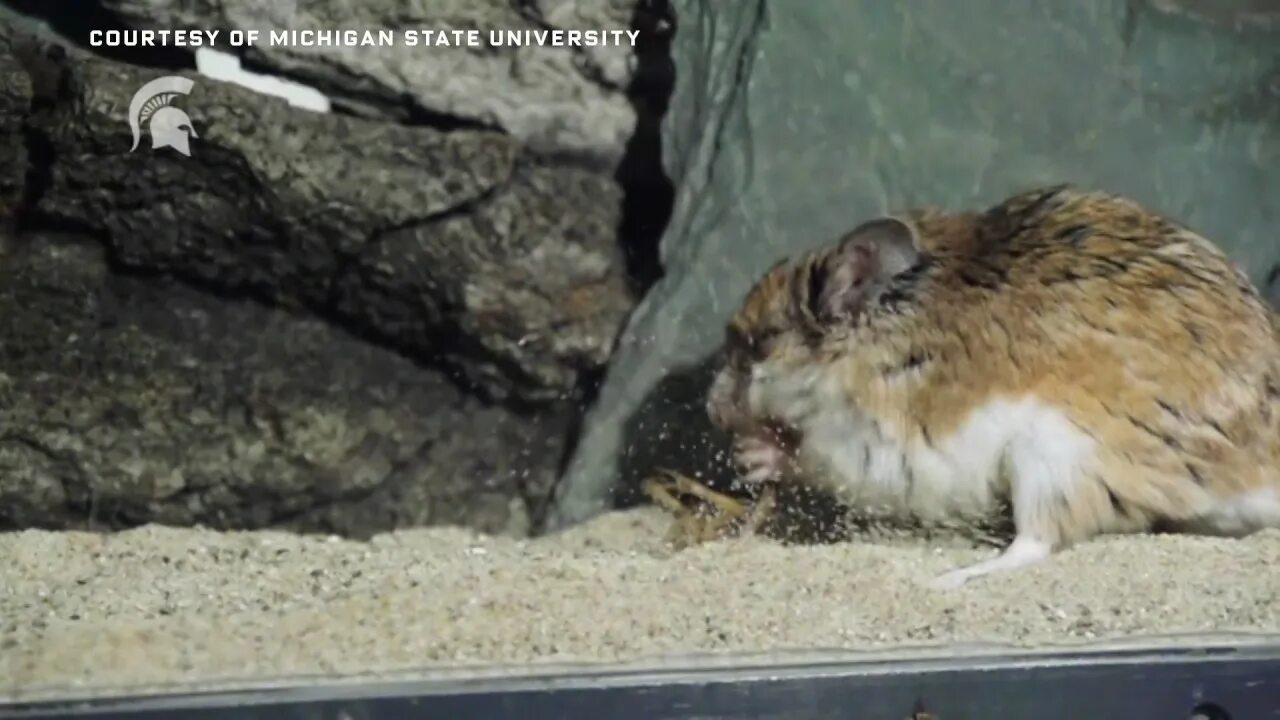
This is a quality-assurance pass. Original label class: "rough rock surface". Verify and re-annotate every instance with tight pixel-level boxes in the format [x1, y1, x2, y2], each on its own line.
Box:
[0, 0, 667, 534]
[0, 229, 565, 536]
[4, 25, 634, 404]
[551, 0, 1280, 527]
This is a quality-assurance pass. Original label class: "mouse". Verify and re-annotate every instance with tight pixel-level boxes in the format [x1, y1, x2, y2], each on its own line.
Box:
[705, 184, 1280, 588]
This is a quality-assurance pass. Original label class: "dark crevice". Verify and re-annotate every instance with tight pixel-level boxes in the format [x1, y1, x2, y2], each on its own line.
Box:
[0, 0, 196, 70]
[7, 32, 69, 233]
[614, 0, 677, 297]
[547, 0, 678, 514]
[15, 109, 55, 235]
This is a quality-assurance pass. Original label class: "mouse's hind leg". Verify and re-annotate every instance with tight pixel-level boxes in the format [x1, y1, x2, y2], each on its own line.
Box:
[928, 535, 1053, 589]
[929, 412, 1107, 589]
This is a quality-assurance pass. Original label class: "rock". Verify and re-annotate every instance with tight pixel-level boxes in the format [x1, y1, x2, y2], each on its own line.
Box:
[0, 0, 671, 535]
[0, 230, 563, 536]
[549, 0, 1280, 528]
[1, 18, 635, 404]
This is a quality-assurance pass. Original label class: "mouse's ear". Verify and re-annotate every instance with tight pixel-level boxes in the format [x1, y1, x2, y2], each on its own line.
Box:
[812, 216, 920, 323]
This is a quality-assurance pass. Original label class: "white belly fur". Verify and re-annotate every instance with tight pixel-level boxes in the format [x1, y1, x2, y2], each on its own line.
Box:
[750, 367, 1101, 526]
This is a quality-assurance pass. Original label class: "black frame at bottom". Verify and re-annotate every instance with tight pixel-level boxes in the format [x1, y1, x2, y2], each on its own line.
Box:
[3, 643, 1279, 720]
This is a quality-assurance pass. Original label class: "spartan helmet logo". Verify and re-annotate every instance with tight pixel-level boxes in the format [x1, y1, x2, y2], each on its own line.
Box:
[128, 76, 198, 157]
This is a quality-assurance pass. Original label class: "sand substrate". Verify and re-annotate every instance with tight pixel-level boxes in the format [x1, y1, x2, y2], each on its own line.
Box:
[3, 506, 1280, 703]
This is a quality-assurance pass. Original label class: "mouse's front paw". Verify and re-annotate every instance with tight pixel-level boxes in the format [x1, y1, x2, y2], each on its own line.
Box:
[735, 436, 790, 484]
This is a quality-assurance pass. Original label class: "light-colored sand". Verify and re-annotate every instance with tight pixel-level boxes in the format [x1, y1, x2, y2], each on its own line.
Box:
[3, 507, 1280, 703]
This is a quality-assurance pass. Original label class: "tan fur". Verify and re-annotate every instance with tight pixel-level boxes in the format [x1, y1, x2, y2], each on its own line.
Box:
[708, 184, 1280, 585]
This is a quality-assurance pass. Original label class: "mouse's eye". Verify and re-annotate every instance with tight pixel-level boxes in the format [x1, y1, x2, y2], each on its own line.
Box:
[746, 332, 779, 362]
[725, 323, 778, 365]
[725, 325, 753, 355]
